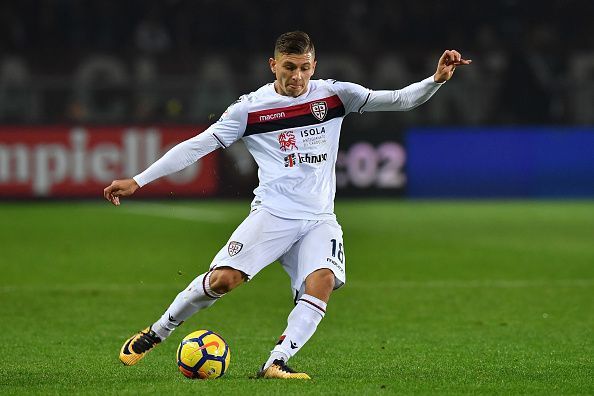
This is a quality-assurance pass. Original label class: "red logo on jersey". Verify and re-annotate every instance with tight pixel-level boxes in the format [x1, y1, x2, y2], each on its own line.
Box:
[310, 101, 327, 121]
[278, 131, 297, 151]
[284, 153, 297, 167]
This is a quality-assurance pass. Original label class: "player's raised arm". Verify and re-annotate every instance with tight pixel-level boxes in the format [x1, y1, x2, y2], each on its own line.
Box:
[335, 49, 471, 114]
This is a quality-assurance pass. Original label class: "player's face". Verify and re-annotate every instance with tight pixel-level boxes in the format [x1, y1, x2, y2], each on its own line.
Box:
[269, 52, 316, 97]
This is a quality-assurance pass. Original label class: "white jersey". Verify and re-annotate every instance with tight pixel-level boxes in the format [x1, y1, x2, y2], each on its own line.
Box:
[134, 77, 444, 220]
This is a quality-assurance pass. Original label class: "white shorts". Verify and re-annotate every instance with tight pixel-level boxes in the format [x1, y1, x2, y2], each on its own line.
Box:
[209, 209, 346, 297]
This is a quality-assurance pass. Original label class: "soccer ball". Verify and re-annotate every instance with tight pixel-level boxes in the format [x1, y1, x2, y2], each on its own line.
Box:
[176, 330, 231, 379]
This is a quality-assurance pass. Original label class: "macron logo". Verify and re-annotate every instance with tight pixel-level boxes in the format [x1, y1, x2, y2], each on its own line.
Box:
[259, 112, 286, 122]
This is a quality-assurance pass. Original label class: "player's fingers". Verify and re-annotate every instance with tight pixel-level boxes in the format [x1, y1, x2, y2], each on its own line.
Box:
[451, 59, 472, 66]
[108, 194, 120, 206]
[445, 50, 456, 66]
[104, 183, 120, 206]
[446, 52, 456, 66]
[451, 50, 461, 63]
[104, 180, 121, 197]
[103, 185, 113, 201]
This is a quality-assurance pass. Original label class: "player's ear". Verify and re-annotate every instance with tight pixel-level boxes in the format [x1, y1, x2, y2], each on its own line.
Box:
[269, 58, 276, 74]
[312, 59, 317, 75]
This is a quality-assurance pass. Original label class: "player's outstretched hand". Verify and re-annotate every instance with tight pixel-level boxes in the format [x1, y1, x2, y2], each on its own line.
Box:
[103, 178, 140, 206]
[434, 50, 472, 83]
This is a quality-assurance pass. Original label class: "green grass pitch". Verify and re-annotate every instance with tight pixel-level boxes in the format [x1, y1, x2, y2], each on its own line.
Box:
[1, 200, 593, 394]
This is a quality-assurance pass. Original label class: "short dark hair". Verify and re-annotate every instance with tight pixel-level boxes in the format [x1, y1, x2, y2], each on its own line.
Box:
[274, 31, 315, 58]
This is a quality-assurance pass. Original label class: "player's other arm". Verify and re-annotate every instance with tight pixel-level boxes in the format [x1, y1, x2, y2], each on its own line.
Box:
[103, 131, 220, 206]
[103, 100, 247, 206]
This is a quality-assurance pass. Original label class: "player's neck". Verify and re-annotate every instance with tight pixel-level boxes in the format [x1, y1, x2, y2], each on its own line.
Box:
[273, 81, 309, 98]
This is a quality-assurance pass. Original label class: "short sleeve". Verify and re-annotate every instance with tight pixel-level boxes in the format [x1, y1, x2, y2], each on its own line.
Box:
[328, 80, 372, 115]
[208, 96, 249, 148]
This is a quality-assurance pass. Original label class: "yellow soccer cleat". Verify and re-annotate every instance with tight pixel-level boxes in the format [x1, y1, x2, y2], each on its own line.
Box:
[119, 327, 162, 366]
[258, 359, 311, 380]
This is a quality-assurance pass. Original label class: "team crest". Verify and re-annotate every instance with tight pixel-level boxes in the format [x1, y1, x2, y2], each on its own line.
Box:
[228, 241, 243, 256]
[278, 131, 297, 151]
[310, 101, 327, 121]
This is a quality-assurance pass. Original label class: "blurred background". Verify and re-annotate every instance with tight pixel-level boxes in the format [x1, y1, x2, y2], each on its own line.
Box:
[1, 0, 593, 199]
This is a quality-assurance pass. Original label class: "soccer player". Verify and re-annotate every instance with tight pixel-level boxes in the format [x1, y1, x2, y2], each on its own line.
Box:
[104, 31, 471, 379]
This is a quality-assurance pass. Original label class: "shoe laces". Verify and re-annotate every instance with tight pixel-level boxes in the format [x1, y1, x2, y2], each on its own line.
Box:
[131, 329, 161, 354]
[272, 359, 297, 373]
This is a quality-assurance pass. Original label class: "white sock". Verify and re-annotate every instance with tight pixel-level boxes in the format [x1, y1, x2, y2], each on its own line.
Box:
[263, 294, 326, 370]
[152, 271, 223, 340]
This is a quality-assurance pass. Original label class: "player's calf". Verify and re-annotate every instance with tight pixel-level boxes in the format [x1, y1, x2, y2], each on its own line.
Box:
[119, 269, 243, 365]
[150, 269, 241, 341]
[259, 293, 327, 378]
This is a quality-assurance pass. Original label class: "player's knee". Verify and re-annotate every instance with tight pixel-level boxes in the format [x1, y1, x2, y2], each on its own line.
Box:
[306, 269, 335, 296]
[316, 269, 336, 291]
[209, 268, 245, 294]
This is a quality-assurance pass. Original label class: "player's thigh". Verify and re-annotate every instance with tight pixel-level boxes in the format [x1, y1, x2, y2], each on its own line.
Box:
[281, 219, 346, 298]
[210, 209, 302, 280]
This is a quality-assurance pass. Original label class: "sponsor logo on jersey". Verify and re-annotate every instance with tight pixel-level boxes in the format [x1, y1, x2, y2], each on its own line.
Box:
[300, 126, 327, 147]
[284, 153, 297, 167]
[299, 152, 328, 164]
[228, 241, 243, 256]
[278, 131, 298, 151]
[310, 101, 328, 121]
[284, 152, 328, 167]
[259, 111, 286, 122]
[300, 126, 326, 138]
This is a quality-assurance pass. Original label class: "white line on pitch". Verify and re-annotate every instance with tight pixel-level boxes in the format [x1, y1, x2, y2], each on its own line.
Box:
[121, 203, 230, 223]
[0, 283, 181, 293]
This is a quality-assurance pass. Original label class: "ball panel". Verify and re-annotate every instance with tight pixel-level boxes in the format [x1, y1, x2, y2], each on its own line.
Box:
[178, 365, 196, 379]
[178, 340, 206, 367]
[199, 359, 223, 379]
[223, 347, 231, 374]
[200, 333, 227, 357]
